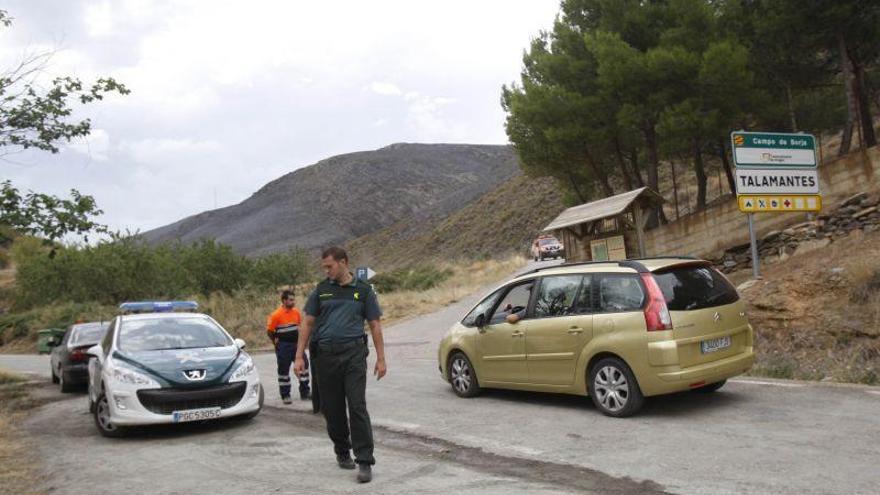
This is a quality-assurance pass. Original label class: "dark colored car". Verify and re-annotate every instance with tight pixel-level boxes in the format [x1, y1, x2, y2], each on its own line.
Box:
[50, 321, 110, 392]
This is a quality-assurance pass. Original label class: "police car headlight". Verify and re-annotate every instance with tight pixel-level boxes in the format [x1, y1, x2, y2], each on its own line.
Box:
[230, 356, 255, 382]
[112, 366, 155, 386]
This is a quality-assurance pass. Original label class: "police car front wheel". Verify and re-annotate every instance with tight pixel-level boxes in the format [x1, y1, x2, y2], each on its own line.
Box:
[94, 392, 127, 438]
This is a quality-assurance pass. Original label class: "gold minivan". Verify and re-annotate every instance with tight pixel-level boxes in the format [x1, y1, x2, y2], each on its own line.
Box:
[438, 258, 755, 417]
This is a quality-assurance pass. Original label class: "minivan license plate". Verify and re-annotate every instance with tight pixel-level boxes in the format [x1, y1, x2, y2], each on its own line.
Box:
[172, 407, 222, 423]
[700, 336, 731, 354]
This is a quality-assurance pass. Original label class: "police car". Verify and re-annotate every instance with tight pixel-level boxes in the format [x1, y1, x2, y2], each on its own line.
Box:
[86, 301, 263, 437]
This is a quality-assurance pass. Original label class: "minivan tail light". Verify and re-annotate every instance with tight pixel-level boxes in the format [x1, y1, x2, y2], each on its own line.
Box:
[640, 273, 672, 331]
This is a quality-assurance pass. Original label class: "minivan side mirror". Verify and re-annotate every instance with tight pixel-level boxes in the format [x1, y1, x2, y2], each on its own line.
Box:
[474, 313, 486, 328]
[234, 338, 246, 350]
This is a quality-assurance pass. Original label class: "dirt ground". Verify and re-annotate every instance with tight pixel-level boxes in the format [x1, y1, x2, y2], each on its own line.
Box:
[733, 229, 880, 384]
[0, 373, 58, 495]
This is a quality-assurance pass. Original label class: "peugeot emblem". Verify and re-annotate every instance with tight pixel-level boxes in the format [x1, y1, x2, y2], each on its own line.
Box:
[183, 369, 207, 381]
[713, 312, 721, 323]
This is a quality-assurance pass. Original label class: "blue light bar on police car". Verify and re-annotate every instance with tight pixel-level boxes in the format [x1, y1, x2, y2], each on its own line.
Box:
[118, 301, 199, 313]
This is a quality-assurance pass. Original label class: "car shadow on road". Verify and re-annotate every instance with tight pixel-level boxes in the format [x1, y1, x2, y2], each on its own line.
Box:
[111, 416, 258, 441]
[473, 387, 748, 418]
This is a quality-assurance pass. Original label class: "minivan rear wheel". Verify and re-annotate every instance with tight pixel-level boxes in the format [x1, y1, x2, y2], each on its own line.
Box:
[448, 352, 480, 398]
[589, 357, 644, 417]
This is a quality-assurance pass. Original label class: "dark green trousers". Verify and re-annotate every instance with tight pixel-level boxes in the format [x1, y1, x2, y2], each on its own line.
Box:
[314, 339, 375, 465]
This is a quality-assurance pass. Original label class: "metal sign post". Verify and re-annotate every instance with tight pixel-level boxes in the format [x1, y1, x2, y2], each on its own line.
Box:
[747, 213, 760, 279]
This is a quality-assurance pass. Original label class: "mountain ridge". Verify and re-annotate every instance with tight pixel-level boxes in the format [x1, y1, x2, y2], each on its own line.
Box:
[143, 143, 522, 256]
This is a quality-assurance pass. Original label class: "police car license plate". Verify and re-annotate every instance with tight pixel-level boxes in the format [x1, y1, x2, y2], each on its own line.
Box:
[700, 336, 731, 354]
[172, 407, 222, 423]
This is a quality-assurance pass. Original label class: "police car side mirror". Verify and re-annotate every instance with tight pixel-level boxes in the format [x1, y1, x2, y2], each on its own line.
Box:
[234, 338, 246, 350]
[86, 345, 101, 358]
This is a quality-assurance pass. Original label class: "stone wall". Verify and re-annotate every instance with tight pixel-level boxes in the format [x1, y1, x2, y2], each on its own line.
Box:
[716, 191, 880, 273]
[645, 145, 880, 259]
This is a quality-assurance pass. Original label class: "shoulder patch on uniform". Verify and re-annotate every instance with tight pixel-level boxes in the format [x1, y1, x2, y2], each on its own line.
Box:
[354, 292, 360, 300]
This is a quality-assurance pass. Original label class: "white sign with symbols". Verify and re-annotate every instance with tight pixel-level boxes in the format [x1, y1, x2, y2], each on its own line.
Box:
[356, 266, 376, 281]
[734, 169, 819, 195]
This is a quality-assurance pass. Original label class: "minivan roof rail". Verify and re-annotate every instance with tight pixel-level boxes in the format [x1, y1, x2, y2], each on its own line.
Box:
[525, 256, 699, 276]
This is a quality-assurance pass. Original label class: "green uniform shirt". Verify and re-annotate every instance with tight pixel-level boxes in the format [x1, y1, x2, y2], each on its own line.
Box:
[304, 275, 382, 344]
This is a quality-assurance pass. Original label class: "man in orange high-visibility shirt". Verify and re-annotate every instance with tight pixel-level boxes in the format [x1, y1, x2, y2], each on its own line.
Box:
[267, 290, 310, 404]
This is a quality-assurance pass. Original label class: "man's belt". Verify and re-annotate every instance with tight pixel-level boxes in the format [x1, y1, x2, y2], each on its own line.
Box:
[317, 336, 366, 355]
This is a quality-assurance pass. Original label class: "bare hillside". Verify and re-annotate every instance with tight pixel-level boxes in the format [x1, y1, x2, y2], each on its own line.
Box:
[346, 174, 565, 269]
[143, 143, 521, 256]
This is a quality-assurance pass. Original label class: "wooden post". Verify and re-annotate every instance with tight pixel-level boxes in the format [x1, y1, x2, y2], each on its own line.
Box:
[633, 204, 647, 257]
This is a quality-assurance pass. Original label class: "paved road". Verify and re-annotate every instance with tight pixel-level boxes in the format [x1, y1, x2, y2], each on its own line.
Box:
[4, 260, 880, 494]
[23, 395, 594, 495]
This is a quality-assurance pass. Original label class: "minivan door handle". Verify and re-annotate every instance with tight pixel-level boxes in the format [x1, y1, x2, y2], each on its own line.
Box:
[511, 331, 524, 337]
[568, 327, 583, 335]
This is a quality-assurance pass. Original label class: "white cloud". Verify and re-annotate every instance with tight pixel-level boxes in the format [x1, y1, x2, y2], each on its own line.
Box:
[119, 138, 223, 165]
[66, 128, 111, 162]
[0, 0, 561, 235]
[369, 82, 403, 96]
[83, 1, 114, 37]
[406, 95, 467, 141]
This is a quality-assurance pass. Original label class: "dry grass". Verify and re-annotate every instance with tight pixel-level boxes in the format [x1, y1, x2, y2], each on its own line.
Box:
[0, 372, 44, 495]
[0, 371, 25, 385]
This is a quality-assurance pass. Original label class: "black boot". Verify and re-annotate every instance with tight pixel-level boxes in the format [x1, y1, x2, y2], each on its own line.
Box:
[357, 463, 372, 483]
[336, 455, 356, 470]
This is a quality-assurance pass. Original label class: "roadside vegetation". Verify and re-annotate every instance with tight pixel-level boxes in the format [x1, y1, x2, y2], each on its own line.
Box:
[0, 224, 526, 351]
[10, 235, 311, 309]
[503, 0, 880, 222]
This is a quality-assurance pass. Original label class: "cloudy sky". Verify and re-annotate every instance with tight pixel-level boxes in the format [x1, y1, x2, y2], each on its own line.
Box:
[0, 0, 560, 235]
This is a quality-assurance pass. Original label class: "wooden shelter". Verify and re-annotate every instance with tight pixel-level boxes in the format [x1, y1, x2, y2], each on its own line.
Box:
[543, 187, 665, 262]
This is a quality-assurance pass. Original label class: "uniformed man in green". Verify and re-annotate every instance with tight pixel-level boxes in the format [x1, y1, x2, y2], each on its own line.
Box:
[294, 246, 386, 484]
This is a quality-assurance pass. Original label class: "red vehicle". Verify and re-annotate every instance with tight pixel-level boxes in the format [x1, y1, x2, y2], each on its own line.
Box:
[530, 235, 565, 261]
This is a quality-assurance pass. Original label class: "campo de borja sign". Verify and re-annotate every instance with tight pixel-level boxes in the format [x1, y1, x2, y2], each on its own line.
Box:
[731, 131, 817, 168]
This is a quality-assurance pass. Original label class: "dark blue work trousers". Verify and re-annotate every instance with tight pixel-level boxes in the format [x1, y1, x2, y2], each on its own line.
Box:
[276, 339, 310, 399]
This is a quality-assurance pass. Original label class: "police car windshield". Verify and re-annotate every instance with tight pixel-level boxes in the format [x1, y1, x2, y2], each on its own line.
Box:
[117, 317, 232, 352]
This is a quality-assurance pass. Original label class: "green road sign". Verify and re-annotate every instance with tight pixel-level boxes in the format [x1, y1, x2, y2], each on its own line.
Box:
[730, 131, 817, 169]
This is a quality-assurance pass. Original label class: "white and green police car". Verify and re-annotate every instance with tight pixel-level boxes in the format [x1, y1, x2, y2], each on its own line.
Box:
[86, 301, 263, 437]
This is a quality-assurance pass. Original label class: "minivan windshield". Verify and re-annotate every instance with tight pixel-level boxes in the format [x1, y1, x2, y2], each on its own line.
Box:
[653, 265, 739, 311]
[117, 317, 232, 352]
[539, 238, 558, 246]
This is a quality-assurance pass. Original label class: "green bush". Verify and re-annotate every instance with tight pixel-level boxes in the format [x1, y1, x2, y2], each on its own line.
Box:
[0, 301, 116, 345]
[11, 236, 313, 309]
[0, 248, 8, 269]
[371, 265, 453, 293]
[249, 249, 311, 289]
